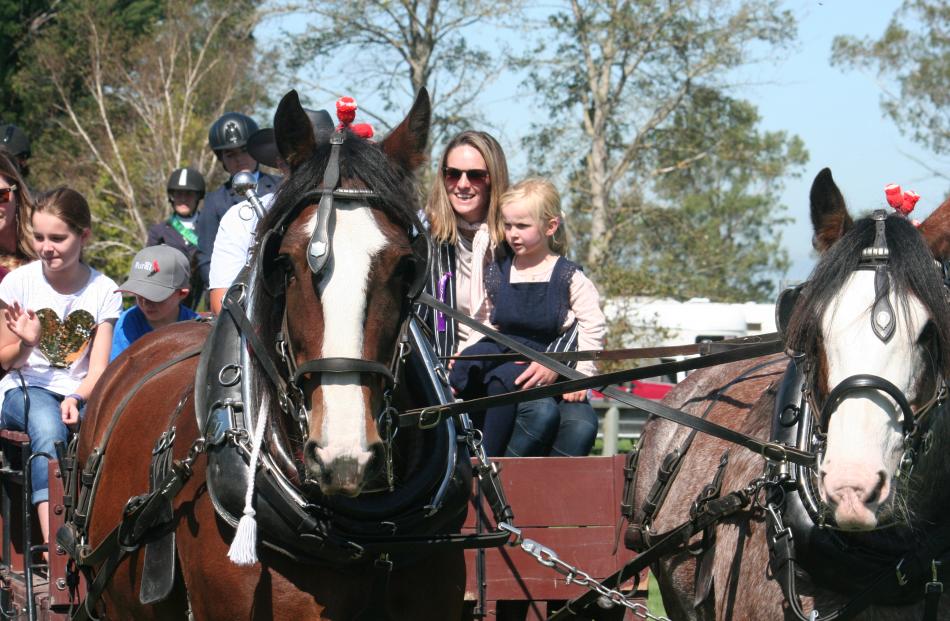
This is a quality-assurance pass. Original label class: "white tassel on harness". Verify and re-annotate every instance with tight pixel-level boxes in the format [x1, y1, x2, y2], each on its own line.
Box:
[227, 405, 270, 566]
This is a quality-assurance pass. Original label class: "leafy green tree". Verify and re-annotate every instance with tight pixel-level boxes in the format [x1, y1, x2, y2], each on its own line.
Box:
[0, 0, 57, 121]
[522, 0, 798, 292]
[285, 0, 521, 151]
[14, 0, 267, 276]
[599, 89, 806, 302]
[831, 0, 950, 156]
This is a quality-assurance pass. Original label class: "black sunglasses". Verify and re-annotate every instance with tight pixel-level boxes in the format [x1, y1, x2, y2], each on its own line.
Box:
[0, 185, 17, 203]
[443, 167, 489, 183]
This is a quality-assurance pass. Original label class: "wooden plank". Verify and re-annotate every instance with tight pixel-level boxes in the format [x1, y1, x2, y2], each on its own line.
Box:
[463, 456, 624, 528]
[463, 454, 649, 614]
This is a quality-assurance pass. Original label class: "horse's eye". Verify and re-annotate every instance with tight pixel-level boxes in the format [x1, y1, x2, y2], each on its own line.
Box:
[918, 321, 935, 344]
[273, 255, 295, 282]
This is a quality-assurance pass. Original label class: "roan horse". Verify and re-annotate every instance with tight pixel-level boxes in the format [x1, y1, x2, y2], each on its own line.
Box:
[629, 168, 950, 620]
[56, 89, 473, 619]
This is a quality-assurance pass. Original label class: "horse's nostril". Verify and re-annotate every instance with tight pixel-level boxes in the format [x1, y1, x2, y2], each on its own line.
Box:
[304, 440, 322, 467]
[866, 470, 888, 504]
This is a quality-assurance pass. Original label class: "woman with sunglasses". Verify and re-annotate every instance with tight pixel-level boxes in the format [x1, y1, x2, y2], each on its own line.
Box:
[424, 132, 569, 455]
[0, 152, 37, 281]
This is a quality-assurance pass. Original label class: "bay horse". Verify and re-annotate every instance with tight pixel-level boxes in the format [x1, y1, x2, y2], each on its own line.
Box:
[59, 89, 472, 620]
[629, 168, 950, 620]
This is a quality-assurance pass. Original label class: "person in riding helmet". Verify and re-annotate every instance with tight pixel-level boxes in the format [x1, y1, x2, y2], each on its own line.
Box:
[208, 108, 333, 315]
[0, 124, 31, 179]
[195, 112, 281, 295]
[147, 167, 205, 308]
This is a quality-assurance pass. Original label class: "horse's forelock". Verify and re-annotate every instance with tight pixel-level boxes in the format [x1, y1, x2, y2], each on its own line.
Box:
[787, 215, 950, 379]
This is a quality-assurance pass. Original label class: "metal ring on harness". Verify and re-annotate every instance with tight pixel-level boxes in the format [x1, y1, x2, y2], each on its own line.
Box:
[218, 364, 241, 387]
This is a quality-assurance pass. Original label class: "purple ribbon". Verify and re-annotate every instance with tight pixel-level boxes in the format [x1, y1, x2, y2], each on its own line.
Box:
[437, 272, 453, 332]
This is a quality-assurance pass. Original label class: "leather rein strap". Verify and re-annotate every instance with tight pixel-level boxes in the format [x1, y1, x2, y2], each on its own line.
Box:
[445, 332, 781, 362]
[414, 292, 816, 468]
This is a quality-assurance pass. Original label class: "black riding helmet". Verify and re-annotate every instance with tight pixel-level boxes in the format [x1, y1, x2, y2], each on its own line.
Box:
[167, 167, 206, 200]
[0, 124, 30, 158]
[208, 112, 259, 153]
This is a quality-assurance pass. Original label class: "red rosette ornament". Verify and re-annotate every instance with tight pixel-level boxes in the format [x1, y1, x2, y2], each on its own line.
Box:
[883, 183, 920, 216]
[335, 96, 374, 139]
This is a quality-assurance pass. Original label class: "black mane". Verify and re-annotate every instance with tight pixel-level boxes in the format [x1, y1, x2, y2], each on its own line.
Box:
[259, 132, 415, 236]
[786, 213, 950, 378]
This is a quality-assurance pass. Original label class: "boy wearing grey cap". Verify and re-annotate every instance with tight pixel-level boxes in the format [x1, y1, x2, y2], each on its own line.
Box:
[111, 245, 199, 361]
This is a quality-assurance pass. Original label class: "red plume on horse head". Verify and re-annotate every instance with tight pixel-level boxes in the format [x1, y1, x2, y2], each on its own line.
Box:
[335, 96, 374, 139]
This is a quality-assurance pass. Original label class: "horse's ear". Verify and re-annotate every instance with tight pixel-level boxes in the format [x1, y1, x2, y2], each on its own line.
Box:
[380, 88, 430, 172]
[810, 167, 853, 253]
[918, 195, 950, 261]
[275, 90, 316, 170]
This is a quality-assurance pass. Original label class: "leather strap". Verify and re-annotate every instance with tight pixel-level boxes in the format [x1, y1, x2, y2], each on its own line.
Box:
[820, 374, 915, 436]
[446, 332, 781, 362]
[548, 489, 751, 620]
[414, 293, 815, 467]
[223, 295, 288, 395]
[293, 357, 395, 389]
[307, 133, 344, 274]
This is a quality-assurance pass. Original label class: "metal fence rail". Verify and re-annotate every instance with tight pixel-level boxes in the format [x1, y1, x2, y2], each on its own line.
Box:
[591, 400, 650, 456]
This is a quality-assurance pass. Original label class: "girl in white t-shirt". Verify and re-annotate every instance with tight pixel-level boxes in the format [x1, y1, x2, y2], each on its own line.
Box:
[0, 187, 121, 546]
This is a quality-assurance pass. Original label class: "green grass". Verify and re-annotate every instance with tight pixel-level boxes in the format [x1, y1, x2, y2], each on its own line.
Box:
[647, 571, 667, 616]
[591, 437, 635, 455]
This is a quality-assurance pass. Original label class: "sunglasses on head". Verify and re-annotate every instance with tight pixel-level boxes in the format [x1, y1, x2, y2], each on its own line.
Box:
[0, 185, 17, 203]
[443, 167, 489, 183]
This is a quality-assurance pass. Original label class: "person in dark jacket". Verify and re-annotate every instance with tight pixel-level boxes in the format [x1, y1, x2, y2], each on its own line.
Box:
[147, 167, 205, 308]
[195, 112, 281, 293]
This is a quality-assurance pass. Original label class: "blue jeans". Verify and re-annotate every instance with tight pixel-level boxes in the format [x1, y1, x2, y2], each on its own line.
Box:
[550, 401, 598, 457]
[505, 398, 560, 457]
[1, 386, 74, 504]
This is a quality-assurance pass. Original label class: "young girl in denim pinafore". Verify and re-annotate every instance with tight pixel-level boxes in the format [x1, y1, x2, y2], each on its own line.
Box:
[450, 178, 605, 456]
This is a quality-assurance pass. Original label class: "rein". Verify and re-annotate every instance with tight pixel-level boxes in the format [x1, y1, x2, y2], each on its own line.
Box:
[414, 292, 816, 467]
[443, 332, 781, 362]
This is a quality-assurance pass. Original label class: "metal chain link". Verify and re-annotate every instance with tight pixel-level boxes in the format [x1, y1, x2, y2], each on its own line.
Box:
[499, 522, 671, 620]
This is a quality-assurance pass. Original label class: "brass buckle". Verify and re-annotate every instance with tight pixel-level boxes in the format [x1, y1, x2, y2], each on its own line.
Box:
[418, 407, 443, 429]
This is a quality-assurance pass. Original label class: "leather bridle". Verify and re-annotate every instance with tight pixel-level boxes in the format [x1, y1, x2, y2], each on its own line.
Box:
[796, 210, 949, 476]
[229, 128, 430, 443]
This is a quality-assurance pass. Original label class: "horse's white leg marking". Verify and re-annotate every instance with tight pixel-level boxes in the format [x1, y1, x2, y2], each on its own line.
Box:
[312, 206, 387, 469]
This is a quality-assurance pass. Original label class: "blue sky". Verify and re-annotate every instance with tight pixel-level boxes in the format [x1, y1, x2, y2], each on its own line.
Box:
[737, 0, 948, 281]
[264, 0, 947, 286]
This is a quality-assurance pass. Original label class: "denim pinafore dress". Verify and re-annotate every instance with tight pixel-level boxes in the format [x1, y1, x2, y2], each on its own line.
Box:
[450, 254, 577, 396]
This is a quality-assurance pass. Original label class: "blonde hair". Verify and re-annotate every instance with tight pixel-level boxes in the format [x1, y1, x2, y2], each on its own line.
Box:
[425, 131, 510, 244]
[0, 152, 36, 261]
[498, 177, 570, 256]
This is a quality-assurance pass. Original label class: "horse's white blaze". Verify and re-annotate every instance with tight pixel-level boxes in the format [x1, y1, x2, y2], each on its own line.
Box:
[312, 206, 387, 470]
[820, 271, 930, 526]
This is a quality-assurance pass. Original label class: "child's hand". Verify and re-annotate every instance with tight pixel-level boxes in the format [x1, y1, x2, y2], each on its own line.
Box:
[562, 390, 588, 402]
[4, 302, 40, 347]
[61, 396, 80, 425]
[514, 361, 559, 389]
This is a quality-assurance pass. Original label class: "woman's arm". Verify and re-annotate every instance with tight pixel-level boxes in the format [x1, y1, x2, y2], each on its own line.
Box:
[61, 320, 115, 424]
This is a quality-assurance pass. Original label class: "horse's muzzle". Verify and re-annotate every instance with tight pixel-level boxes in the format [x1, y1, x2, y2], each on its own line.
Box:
[303, 439, 385, 496]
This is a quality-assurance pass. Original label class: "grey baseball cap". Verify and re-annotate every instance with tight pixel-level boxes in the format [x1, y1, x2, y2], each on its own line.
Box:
[117, 245, 191, 302]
